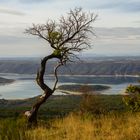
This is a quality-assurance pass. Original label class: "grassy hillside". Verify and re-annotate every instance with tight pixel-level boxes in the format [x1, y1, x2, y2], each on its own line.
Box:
[0, 112, 140, 140]
[0, 95, 126, 119]
[0, 94, 139, 140]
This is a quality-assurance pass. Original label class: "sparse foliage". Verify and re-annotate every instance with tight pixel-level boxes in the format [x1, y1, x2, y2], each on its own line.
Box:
[25, 8, 97, 125]
[26, 8, 97, 64]
[79, 94, 105, 115]
[123, 84, 140, 112]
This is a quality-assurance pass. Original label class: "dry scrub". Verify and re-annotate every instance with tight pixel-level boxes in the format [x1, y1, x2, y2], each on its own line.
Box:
[24, 113, 140, 140]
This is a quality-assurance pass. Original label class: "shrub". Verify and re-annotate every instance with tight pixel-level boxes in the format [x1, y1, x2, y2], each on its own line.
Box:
[79, 94, 105, 115]
[123, 84, 140, 112]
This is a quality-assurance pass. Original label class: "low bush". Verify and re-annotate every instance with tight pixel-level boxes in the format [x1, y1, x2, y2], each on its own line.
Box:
[123, 84, 140, 112]
[79, 94, 106, 115]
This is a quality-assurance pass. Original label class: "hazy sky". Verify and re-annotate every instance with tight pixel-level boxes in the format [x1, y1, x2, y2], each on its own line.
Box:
[0, 0, 140, 57]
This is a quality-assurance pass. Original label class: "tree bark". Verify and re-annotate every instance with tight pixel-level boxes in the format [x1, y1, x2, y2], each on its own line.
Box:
[25, 54, 60, 126]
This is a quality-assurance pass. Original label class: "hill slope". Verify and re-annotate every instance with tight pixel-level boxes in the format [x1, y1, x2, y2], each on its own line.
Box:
[0, 57, 139, 75]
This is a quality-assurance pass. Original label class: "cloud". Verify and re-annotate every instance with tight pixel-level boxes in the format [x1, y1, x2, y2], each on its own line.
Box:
[95, 0, 140, 12]
[95, 27, 140, 37]
[133, 20, 140, 23]
[18, 0, 49, 4]
[0, 0, 139, 57]
[0, 27, 139, 57]
[0, 8, 25, 16]
[93, 27, 140, 48]
[0, 0, 140, 13]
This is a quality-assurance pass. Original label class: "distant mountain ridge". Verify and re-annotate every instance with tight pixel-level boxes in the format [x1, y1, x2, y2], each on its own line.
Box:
[0, 57, 139, 76]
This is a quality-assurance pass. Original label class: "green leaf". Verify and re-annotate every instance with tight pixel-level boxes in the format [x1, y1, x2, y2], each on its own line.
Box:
[53, 49, 61, 56]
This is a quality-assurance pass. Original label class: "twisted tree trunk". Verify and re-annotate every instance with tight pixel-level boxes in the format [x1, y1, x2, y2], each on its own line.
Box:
[24, 8, 97, 127]
[25, 54, 60, 126]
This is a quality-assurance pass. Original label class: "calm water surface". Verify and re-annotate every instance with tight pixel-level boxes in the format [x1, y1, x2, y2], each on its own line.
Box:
[0, 73, 139, 99]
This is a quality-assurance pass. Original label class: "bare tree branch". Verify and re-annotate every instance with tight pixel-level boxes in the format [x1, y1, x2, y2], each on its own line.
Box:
[25, 7, 97, 126]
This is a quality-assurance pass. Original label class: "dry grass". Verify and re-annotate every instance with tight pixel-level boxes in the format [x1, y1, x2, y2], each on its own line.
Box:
[25, 113, 140, 140]
[0, 112, 140, 140]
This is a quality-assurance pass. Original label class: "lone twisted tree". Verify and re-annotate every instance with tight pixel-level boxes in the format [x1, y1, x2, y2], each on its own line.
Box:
[25, 8, 97, 125]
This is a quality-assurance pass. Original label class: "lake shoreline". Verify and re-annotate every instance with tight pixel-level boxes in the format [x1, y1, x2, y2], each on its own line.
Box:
[57, 84, 110, 95]
[0, 78, 15, 97]
[57, 90, 102, 95]
[0, 73, 140, 77]
[0, 73, 139, 99]
[0, 77, 15, 86]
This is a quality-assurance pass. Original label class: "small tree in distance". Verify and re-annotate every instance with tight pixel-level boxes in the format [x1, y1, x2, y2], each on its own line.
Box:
[25, 8, 97, 126]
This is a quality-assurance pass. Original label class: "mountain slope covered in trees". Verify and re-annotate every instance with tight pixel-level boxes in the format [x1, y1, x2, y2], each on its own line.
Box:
[0, 57, 139, 75]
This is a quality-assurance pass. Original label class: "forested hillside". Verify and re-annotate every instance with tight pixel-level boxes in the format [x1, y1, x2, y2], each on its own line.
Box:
[0, 57, 139, 75]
